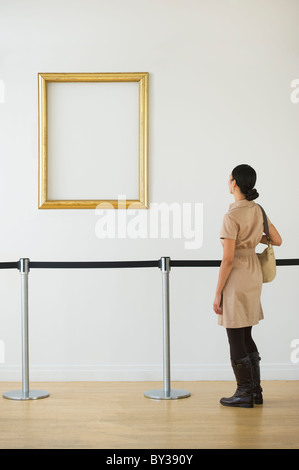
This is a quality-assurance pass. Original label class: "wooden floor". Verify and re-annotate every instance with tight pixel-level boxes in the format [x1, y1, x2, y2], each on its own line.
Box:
[0, 381, 298, 449]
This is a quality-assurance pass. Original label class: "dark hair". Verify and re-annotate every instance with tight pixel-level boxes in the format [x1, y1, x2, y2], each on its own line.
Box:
[231, 164, 259, 201]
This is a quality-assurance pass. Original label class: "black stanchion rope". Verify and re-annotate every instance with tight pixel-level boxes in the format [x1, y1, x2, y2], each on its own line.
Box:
[0, 259, 298, 270]
[29, 260, 161, 269]
[0, 262, 19, 269]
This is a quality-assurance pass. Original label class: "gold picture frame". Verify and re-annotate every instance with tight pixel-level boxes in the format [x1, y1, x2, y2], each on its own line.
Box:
[38, 72, 148, 209]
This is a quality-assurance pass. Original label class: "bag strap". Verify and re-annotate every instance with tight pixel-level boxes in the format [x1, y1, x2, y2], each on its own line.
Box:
[257, 204, 270, 243]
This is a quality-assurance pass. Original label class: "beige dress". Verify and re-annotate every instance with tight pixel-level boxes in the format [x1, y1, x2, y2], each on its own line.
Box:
[218, 199, 270, 329]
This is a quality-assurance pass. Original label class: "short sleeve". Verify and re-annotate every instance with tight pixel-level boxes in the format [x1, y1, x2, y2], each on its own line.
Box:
[220, 213, 239, 240]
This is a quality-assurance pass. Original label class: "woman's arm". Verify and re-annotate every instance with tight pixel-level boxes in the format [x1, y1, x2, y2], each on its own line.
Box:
[213, 238, 235, 315]
[260, 223, 282, 246]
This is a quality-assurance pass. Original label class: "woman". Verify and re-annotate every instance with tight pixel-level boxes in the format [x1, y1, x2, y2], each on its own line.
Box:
[213, 164, 282, 408]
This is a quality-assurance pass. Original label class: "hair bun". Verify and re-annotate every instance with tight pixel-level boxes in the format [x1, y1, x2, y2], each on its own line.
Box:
[246, 188, 259, 201]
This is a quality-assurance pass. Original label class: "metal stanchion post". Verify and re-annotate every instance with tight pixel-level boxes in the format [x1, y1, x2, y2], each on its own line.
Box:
[144, 257, 190, 400]
[3, 258, 49, 401]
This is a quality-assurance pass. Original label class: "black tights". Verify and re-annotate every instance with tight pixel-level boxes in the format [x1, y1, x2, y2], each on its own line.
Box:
[226, 326, 258, 360]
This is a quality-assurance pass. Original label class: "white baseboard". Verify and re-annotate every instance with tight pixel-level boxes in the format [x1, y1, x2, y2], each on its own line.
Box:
[0, 363, 298, 382]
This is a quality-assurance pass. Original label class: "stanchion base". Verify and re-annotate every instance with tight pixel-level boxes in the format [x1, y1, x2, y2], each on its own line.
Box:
[3, 390, 49, 401]
[144, 389, 190, 400]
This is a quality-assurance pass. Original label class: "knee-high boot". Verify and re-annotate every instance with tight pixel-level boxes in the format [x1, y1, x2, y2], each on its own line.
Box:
[220, 356, 254, 408]
[248, 351, 263, 404]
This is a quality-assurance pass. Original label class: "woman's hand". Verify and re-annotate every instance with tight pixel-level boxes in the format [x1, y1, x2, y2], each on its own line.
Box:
[213, 292, 223, 315]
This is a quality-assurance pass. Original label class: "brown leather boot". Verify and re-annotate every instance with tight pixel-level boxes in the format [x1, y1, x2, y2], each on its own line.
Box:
[248, 351, 263, 404]
[220, 356, 254, 408]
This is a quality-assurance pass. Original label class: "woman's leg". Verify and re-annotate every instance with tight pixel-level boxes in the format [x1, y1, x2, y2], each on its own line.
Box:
[244, 327, 263, 404]
[221, 328, 254, 408]
[226, 327, 247, 360]
[226, 326, 258, 357]
[244, 326, 258, 354]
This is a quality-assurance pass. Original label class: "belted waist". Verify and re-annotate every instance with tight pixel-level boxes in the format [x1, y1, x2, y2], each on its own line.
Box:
[234, 248, 256, 257]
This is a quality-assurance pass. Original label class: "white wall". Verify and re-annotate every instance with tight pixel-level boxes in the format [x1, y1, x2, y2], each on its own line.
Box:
[0, 0, 298, 382]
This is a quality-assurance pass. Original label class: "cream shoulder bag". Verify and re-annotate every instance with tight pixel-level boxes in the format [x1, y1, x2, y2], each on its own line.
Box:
[257, 204, 276, 283]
